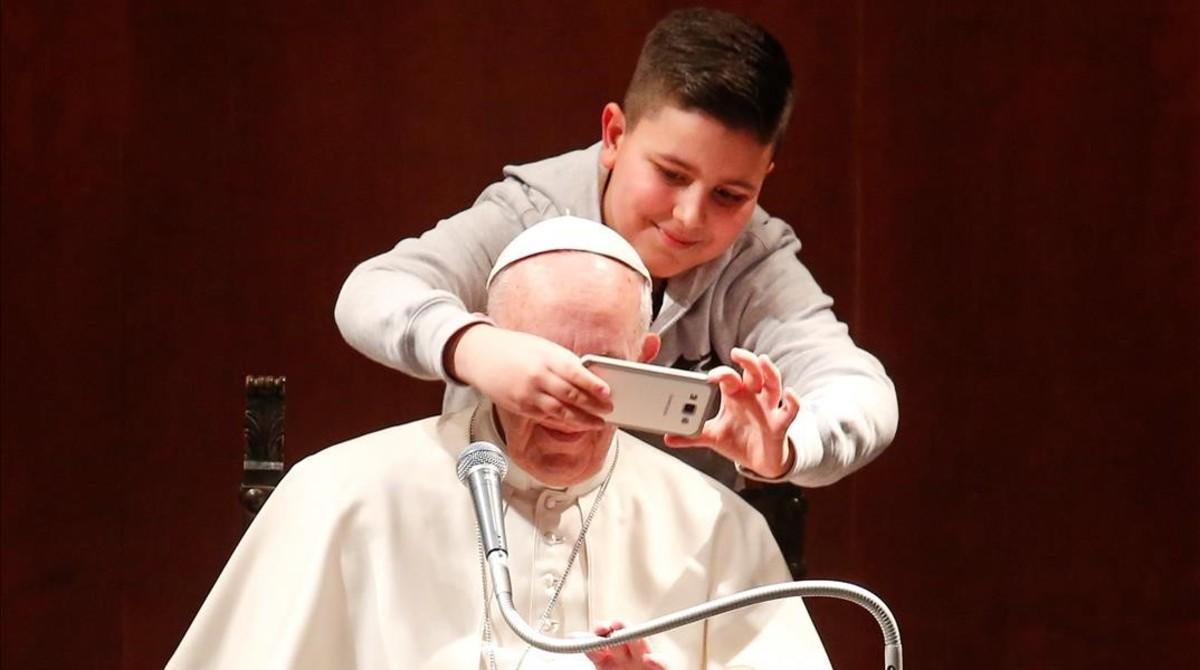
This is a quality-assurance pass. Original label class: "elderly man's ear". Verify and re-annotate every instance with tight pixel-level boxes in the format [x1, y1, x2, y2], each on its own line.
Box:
[639, 334, 662, 364]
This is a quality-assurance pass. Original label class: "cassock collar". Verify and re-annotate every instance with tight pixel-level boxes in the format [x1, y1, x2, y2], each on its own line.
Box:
[470, 399, 617, 500]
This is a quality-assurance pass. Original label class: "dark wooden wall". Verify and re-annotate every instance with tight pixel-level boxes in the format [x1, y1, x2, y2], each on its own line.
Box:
[3, 1, 1196, 668]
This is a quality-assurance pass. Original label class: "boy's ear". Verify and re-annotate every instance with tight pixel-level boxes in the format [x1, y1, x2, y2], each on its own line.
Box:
[638, 333, 661, 363]
[600, 102, 626, 170]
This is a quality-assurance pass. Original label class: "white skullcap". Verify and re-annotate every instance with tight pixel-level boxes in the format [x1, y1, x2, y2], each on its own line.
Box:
[486, 216, 651, 287]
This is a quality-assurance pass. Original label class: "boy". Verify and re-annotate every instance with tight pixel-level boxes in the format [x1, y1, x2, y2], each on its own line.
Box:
[335, 7, 897, 488]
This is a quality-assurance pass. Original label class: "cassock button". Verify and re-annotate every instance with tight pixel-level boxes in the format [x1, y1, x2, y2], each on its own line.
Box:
[544, 497, 559, 510]
[540, 620, 560, 633]
[544, 532, 563, 545]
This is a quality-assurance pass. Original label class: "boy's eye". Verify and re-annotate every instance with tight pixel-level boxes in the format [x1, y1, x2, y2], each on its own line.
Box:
[655, 164, 689, 185]
[713, 188, 749, 206]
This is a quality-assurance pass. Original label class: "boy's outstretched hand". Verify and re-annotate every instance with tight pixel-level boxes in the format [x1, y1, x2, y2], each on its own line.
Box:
[447, 324, 613, 432]
[664, 348, 799, 479]
[584, 621, 667, 670]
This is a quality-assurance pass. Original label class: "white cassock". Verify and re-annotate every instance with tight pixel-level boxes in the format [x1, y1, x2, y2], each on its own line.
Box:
[168, 402, 831, 669]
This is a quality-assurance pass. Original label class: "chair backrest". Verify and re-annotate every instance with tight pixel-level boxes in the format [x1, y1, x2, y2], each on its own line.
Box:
[739, 482, 808, 580]
[240, 375, 286, 524]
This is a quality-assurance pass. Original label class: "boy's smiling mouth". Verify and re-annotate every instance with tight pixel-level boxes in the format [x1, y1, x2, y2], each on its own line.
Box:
[655, 224, 701, 248]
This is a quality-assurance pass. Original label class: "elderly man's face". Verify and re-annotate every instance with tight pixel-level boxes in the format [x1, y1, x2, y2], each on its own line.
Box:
[490, 252, 655, 488]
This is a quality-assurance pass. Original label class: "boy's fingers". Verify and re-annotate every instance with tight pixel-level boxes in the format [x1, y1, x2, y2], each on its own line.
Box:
[759, 354, 782, 408]
[707, 365, 739, 382]
[663, 433, 698, 448]
[742, 361, 765, 393]
[707, 366, 743, 395]
[729, 348, 764, 392]
[778, 388, 802, 425]
[554, 358, 612, 401]
[542, 372, 613, 415]
[532, 395, 606, 430]
[729, 347, 757, 367]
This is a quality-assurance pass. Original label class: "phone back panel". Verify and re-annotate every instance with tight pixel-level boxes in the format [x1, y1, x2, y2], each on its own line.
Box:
[583, 356, 720, 437]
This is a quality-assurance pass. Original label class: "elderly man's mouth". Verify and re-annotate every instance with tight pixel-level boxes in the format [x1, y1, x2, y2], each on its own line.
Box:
[539, 426, 590, 443]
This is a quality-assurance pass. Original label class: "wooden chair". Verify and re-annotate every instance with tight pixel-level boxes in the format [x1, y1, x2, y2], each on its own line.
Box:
[239, 376, 286, 524]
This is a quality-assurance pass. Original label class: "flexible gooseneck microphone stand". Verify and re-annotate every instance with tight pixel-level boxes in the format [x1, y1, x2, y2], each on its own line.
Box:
[458, 441, 902, 669]
[486, 552, 902, 670]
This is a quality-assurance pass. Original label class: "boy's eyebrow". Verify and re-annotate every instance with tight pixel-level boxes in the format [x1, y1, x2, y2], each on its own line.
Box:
[655, 152, 757, 191]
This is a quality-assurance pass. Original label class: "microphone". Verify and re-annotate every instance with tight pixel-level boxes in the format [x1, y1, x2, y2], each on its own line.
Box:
[456, 441, 509, 558]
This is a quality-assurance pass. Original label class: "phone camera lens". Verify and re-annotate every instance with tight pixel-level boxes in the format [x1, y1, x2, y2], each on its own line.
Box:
[682, 403, 697, 415]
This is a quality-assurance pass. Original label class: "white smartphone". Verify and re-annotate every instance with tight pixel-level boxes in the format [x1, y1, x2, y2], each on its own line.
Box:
[580, 354, 720, 437]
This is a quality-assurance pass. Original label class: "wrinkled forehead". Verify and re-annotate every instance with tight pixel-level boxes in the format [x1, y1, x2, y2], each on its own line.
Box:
[489, 252, 645, 344]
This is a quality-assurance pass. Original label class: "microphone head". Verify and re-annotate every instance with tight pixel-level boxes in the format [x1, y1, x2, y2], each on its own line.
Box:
[456, 441, 509, 484]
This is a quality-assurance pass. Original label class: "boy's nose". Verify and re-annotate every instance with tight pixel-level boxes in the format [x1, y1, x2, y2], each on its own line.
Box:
[672, 187, 705, 231]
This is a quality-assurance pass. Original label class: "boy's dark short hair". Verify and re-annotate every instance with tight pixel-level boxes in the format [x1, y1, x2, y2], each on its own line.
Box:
[624, 7, 794, 147]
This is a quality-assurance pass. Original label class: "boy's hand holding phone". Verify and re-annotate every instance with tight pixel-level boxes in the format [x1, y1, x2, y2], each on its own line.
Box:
[451, 328, 796, 478]
[447, 324, 613, 432]
[664, 348, 799, 480]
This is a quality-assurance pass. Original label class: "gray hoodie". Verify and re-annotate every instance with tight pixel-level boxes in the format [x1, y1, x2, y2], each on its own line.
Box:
[335, 143, 898, 487]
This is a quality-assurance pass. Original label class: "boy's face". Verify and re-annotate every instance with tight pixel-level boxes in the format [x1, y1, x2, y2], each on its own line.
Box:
[600, 102, 775, 278]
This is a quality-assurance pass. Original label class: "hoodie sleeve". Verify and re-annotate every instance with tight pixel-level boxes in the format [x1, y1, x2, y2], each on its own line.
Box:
[717, 218, 899, 488]
[334, 180, 549, 382]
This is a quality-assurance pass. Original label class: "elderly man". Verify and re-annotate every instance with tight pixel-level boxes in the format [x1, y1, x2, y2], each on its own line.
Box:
[168, 219, 831, 669]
